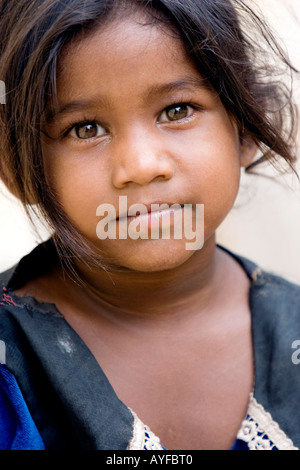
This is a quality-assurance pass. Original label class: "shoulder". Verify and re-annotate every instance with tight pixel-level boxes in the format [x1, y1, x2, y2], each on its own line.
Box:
[230, 248, 300, 368]
[248, 266, 300, 377]
[0, 265, 18, 310]
[0, 239, 60, 321]
[0, 264, 16, 305]
[223, 245, 300, 314]
[219, 244, 300, 323]
[0, 239, 57, 292]
[223, 247, 300, 448]
[249, 265, 300, 330]
[231, 249, 300, 355]
[235, 255, 300, 448]
[0, 265, 15, 288]
[0, 259, 49, 450]
[0, 265, 25, 343]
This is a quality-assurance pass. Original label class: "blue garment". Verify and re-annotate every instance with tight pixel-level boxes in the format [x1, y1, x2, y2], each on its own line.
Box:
[0, 366, 44, 450]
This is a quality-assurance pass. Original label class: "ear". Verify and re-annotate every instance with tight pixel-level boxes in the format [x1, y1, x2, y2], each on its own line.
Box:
[239, 134, 258, 168]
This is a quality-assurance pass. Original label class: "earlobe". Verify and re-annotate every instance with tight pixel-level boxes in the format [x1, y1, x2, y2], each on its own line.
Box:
[239, 135, 258, 168]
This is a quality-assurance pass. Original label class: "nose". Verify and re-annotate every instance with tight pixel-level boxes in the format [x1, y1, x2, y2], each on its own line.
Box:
[111, 127, 174, 188]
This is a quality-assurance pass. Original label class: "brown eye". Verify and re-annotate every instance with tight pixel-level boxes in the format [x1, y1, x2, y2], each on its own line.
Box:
[70, 121, 105, 140]
[167, 105, 190, 120]
[158, 104, 194, 123]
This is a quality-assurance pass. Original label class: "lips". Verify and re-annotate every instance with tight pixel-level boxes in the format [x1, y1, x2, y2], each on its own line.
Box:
[126, 207, 184, 229]
[116, 202, 186, 238]
[117, 202, 185, 222]
[95, 199, 200, 244]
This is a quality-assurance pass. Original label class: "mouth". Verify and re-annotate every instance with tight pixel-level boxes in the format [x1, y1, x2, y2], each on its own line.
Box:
[117, 202, 185, 223]
[115, 202, 186, 239]
[95, 199, 202, 246]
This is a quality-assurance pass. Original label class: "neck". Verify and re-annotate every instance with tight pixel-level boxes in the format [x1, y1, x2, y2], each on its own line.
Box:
[70, 237, 224, 321]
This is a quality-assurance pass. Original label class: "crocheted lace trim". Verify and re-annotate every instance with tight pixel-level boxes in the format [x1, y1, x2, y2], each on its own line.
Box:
[237, 394, 298, 450]
[127, 411, 164, 450]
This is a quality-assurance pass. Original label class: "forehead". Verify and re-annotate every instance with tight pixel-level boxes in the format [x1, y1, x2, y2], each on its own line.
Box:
[55, 12, 205, 106]
[60, 11, 182, 69]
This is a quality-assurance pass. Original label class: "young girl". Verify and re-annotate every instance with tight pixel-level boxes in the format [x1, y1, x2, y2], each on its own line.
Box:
[0, 0, 299, 451]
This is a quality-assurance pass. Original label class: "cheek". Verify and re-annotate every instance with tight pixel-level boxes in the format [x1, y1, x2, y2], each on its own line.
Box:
[42, 143, 110, 232]
[173, 120, 241, 229]
[177, 125, 241, 193]
[193, 156, 240, 230]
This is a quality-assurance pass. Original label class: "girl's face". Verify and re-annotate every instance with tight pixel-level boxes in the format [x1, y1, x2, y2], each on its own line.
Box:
[42, 12, 254, 272]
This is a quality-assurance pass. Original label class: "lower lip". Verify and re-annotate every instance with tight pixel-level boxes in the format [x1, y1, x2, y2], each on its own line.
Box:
[120, 207, 184, 230]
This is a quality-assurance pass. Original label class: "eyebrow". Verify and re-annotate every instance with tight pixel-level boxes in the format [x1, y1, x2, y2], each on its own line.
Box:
[45, 96, 111, 124]
[144, 77, 210, 101]
[45, 76, 209, 123]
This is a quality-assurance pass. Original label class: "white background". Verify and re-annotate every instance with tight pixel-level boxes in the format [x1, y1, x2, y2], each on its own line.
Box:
[0, 0, 300, 281]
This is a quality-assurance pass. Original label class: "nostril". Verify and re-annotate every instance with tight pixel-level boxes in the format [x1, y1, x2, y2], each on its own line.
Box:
[111, 156, 174, 188]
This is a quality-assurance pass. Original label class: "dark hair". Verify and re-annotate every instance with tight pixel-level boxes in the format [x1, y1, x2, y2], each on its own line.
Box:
[0, 0, 298, 268]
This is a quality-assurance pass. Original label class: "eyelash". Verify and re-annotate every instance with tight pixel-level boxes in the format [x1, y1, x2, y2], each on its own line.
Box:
[62, 101, 202, 142]
[62, 116, 99, 139]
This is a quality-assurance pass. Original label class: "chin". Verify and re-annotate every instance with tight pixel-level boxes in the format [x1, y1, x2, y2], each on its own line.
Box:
[107, 240, 196, 273]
